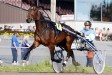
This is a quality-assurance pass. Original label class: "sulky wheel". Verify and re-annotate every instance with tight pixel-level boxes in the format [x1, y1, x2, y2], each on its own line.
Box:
[52, 50, 64, 73]
[93, 51, 106, 74]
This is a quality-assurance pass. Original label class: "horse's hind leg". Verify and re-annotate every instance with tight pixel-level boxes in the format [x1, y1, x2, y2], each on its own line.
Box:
[69, 50, 80, 66]
[63, 49, 80, 66]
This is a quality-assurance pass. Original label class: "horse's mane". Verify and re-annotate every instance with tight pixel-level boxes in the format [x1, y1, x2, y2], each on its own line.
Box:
[40, 11, 51, 21]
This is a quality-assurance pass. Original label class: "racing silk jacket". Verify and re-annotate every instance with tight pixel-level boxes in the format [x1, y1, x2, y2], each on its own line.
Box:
[80, 28, 95, 42]
[81, 28, 95, 58]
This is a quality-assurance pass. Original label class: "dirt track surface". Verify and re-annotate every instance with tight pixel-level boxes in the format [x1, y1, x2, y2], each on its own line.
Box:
[0, 72, 111, 75]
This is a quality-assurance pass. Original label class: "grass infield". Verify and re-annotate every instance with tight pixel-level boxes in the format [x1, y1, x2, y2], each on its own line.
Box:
[0, 60, 111, 73]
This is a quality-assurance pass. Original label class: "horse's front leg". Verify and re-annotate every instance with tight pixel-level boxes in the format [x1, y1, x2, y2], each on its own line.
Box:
[48, 44, 55, 62]
[23, 40, 40, 61]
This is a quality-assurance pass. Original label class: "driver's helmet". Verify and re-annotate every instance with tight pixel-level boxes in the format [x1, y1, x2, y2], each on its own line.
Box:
[84, 21, 92, 26]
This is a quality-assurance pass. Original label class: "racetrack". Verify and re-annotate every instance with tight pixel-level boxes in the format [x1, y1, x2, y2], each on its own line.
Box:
[0, 39, 112, 74]
[0, 39, 112, 67]
[0, 72, 112, 75]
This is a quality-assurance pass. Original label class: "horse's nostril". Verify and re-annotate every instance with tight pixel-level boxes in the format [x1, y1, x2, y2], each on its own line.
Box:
[26, 18, 32, 23]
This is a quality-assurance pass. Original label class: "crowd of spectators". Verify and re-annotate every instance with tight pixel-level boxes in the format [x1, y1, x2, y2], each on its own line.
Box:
[1, 24, 112, 41]
[1, 25, 36, 32]
[95, 27, 112, 41]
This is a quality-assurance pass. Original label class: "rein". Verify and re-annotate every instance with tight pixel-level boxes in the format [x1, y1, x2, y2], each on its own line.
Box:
[34, 20, 52, 41]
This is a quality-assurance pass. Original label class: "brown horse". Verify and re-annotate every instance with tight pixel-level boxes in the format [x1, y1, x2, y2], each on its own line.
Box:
[24, 6, 80, 66]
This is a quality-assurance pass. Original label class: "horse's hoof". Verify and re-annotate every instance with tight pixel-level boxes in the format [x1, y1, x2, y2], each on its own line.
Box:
[0, 60, 3, 66]
[73, 62, 80, 66]
[22, 63, 25, 66]
[62, 61, 67, 67]
[22, 60, 27, 66]
[62, 63, 66, 67]
[76, 62, 80, 66]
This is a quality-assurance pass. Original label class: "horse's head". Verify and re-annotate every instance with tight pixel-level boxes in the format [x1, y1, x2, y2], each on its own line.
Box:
[26, 6, 42, 23]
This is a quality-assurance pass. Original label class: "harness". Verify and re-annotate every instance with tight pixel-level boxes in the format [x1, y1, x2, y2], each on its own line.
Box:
[34, 8, 63, 40]
[39, 7, 62, 35]
[34, 20, 62, 42]
[55, 23, 62, 31]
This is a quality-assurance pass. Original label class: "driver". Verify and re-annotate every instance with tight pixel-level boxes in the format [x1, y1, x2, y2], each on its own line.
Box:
[80, 21, 95, 42]
[80, 21, 95, 67]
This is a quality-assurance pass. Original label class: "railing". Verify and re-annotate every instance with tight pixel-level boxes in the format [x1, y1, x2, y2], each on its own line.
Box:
[0, 38, 111, 67]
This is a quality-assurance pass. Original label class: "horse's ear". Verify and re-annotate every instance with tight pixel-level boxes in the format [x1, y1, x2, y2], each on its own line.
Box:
[38, 6, 44, 10]
[30, 1, 32, 6]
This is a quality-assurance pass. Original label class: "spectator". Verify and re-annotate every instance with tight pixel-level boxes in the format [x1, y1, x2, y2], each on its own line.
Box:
[95, 27, 100, 40]
[19, 24, 24, 32]
[0, 38, 2, 42]
[21, 35, 30, 65]
[11, 32, 19, 65]
[0, 27, 3, 31]
[32, 26, 36, 32]
[27, 26, 31, 32]
[4, 25, 8, 30]
[12, 26, 15, 31]
[0, 38, 3, 65]
[101, 27, 107, 41]
[80, 21, 95, 67]
[106, 28, 110, 41]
